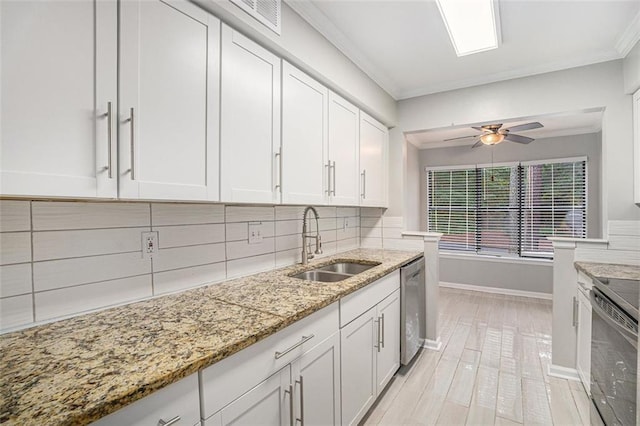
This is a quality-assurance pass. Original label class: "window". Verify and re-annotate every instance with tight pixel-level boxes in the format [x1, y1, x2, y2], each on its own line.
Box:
[427, 157, 587, 259]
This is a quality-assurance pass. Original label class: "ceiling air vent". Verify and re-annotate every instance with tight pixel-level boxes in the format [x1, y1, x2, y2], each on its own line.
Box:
[229, 0, 281, 35]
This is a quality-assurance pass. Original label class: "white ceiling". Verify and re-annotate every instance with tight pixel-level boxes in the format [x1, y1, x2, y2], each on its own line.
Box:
[404, 108, 604, 149]
[288, 0, 640, 100]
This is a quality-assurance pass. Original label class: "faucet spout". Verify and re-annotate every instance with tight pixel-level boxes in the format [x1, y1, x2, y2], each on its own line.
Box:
[301, 206, 322, 265]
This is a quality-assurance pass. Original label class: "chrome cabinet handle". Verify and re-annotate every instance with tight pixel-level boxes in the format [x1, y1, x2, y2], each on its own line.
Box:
[296, 376, 304, 425]
[331, 161, 336, 195]
[126, 107, 136, 180]
[381, 313, 385, 348]
[106, 101, 113, 178]
[325, 161, 331, 195]
[572, 296, 578, 327]
[157, 416, 180, 426]
[275, 148, 282, 191]
[361, 170, 366, 199]
[275, 335, 315, 359]
[285, 384, 294, 426]
[375, 317, 381, 352]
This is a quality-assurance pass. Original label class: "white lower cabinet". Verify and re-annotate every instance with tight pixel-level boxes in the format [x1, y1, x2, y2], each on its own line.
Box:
[205, 366, 292, 426]
[200, 303, 340, 425]
[576, 272, 593, 394]
[91, 373, 200, 426]
[340, 271, 401, 426]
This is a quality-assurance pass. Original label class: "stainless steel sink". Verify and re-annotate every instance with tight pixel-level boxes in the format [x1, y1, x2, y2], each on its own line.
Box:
[290, 261, 381, 283]
[290, 270, 351, 282]
[316, 262, 380, 275]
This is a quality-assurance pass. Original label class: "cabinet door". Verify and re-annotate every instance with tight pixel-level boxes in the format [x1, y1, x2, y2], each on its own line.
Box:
[292, 332, 340, 426]
[220, 25, 281, 204]
[281, 62, 328, 205]
[634, 89, 640, 205]
[376, 289, 400, 394]
[340, 306, 377, 426]
[218, 366, 291, 426]
[1, 0, 117, 198]
[576, 289, 592, 394]
[359, 111, 388, 207]
[119, 0, 219, 201]
[328, 92, 360, 206]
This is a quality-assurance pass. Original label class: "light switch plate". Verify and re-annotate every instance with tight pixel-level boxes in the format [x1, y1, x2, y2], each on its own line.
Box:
[248, 222, 264, 244]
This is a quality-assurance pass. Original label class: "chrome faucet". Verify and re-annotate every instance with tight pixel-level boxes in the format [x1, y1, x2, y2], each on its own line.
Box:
[301, 206, 322, 265]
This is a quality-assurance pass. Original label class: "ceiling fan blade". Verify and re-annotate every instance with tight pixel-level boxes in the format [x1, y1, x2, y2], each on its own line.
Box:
[504, 122, 543, 133]
[444, 134, 479, 141]
[471, 139, 483, 148]
[471, 126, 485, 132]
[505, 133, 534, 144]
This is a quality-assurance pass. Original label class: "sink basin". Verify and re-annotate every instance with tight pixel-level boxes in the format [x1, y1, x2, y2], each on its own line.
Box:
[290, 270, 351, 282]
[316, 262, 380, 275]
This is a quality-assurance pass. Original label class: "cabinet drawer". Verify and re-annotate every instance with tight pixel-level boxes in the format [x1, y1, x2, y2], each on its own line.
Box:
[340, 270, 399, 327]
[200, 302, 339, 419]
[91, 373, 199, 426]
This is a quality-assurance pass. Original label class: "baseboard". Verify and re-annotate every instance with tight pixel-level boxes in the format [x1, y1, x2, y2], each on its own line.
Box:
[422, 338, 442, 351]
[548, 364, 580, 381]
[440, 281, 552, 300]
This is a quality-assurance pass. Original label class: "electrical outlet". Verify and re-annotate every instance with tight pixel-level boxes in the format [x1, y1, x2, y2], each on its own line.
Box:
[142, 231, 158, 259]
[248, 222, 264, 244]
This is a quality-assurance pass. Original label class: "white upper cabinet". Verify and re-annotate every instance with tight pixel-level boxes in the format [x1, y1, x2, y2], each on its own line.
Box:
[281, 62, 329, 205]
[1, 0, 117, 198]
[119, 0, 220, 201]
[359, 111, 388, 207]
[220, 25, 282, 204]
[328, 93, 360, 206]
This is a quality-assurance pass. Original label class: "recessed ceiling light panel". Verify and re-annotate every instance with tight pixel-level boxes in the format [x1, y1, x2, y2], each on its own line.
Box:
[436, 0, 501, 57]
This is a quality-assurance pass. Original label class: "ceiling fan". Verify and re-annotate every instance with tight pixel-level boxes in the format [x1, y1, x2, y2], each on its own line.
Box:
[445, 122, 544, 148]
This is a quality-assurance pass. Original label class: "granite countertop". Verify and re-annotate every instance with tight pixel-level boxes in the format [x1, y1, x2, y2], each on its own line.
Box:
[0, 248, 422, 425]
[575, 261, 640, 282]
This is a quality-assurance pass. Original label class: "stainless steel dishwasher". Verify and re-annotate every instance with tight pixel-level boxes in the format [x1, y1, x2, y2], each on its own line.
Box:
[400, 256, 425, 365]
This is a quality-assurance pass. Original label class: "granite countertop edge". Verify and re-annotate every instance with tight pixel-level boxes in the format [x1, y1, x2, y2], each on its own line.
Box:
[0, 248, 422, 425]
[574, 261, 640, 282]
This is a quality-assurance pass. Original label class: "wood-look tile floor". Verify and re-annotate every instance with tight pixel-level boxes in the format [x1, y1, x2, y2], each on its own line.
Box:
[362, 287, 595, 425]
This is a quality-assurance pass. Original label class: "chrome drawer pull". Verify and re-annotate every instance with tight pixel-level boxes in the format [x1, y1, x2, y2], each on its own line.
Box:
[157, 415, 180, 426]
[275, 335, 315, 359]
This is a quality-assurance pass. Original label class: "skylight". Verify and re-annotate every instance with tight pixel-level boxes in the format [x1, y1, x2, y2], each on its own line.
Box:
[436, 0, 500, 57]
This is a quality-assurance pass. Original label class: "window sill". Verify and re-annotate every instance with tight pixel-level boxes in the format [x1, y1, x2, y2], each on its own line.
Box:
[439, 251, 553, 266]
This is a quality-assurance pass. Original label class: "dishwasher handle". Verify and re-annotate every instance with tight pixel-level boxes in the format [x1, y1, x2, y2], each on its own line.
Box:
[591, 288, 638, 348]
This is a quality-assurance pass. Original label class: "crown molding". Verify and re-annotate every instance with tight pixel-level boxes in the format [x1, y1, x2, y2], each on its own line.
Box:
[615, 9, 640, 57]
[285, 0, 400, 99]
[397, 50, 622, 100]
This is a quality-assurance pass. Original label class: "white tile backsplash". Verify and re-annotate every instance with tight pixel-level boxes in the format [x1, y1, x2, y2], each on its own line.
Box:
[0, 232, 32, 265]
[151, 203, 225, 226]
[0, 264, 32, 297]
[0, 294, 33, 329]
[155, 224, 225, 248]
[0, 200, 361, 332]
[33, 252, 151, 292]
[33, 228, 148, 261]
[0, 200, 31, 232]
[34, 275, 153, 322]
[32, 201, 150, 231]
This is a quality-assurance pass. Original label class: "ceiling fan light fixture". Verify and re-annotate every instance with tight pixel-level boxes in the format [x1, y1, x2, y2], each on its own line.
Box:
[480, 132, 505, 145]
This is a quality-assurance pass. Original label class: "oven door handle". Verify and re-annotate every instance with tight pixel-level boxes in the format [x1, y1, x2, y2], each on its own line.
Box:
[590, 289, 638, 349]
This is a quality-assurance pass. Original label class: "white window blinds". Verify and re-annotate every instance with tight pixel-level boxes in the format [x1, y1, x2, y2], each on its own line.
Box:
[427, 158, 587, 259]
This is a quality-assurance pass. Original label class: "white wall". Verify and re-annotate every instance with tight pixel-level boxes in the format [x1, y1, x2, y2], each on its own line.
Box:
[396, 60, 639, 227]
[194, 0, 397, 126]
[623, 41, 640, 94]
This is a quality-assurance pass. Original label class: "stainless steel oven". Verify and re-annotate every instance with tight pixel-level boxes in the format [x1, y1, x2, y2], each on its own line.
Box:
[590, 277, 639, 425]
